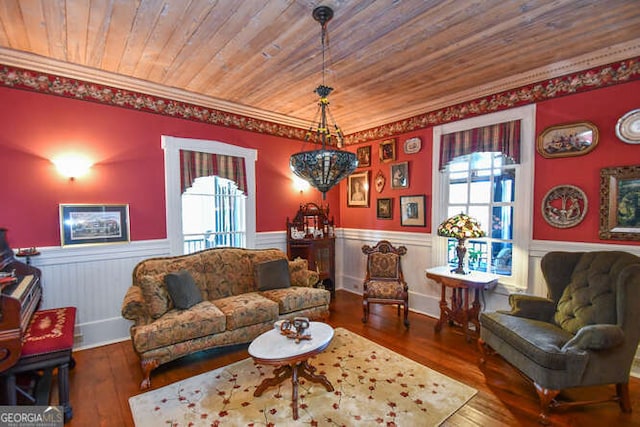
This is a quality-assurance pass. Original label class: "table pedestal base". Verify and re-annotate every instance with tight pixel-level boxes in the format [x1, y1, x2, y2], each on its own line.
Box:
[254, 360, 334, 420]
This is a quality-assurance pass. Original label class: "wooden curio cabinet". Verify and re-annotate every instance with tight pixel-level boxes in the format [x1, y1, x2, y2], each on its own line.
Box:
[286, 203, 335, 295]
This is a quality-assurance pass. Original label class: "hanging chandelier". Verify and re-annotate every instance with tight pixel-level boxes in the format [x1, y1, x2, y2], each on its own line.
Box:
[289, 5, 358, 199]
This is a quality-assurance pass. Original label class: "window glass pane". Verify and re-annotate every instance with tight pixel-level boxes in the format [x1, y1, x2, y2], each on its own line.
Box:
[491, 206, 513, 239]
[449, 183, 468, 204]
[468, 206, 489, 235]
[493, 169, 515, 203]
[491, 242, 512, 276]
[469, 180, 490, 204]
[470, 152, 492, 170]
[467, 240, 488, 272]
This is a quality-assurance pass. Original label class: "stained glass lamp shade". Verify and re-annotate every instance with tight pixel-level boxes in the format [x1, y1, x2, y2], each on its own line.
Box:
[437, 213, 486, 274]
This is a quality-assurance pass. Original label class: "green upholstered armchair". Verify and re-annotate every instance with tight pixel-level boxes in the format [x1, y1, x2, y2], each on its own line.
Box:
[478, 251, 640, 424]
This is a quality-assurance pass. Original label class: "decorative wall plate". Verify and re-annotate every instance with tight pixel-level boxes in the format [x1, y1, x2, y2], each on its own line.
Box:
[403, 137, 422, 154]
[541, 185, 587, 228]
[615, 109, 640, 144]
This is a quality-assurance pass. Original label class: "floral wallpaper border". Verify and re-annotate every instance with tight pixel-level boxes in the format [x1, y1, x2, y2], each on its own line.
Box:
[1, 57, 638, 146]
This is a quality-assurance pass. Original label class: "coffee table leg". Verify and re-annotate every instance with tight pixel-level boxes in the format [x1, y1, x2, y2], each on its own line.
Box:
[292, 364, 299, 420]
[253, 364, 292, 397]
[299, 361, 334, 392]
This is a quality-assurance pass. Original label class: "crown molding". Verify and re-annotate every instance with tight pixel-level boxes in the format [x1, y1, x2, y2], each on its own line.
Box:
[0, 47, 310, 130]
[348, 39, 640, 134]
[1, 39, 639, 139]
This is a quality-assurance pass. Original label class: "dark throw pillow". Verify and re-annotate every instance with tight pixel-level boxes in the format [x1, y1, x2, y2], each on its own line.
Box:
[165, 270, 203, 309]
[255, 259, 291, 291]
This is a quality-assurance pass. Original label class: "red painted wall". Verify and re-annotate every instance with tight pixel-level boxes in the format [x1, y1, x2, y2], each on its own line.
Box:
[534, 80, 640, 245]
[0, 87, 338, 247]
[1, 79, 638, 249]
[340, 130, 433, 233]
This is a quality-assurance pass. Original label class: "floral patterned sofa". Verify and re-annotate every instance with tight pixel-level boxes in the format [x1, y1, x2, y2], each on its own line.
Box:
[121, 247, 329, 389]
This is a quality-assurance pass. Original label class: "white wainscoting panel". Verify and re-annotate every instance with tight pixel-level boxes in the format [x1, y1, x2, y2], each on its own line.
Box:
[30, 240, 171, 350]
[25, 231, 640, 374]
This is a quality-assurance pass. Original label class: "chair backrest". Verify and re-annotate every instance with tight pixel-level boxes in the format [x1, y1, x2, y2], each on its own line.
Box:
[362, 240, 407, 281]
[541, 251, 640, 334]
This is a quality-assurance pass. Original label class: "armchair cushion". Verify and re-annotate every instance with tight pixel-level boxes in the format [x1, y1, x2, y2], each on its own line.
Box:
[165, 270, 203, 310]
[507, 294, 556, 322]
[254, 259, 291, 291]
[365, 280, 405, 299]
[561, 324, 625, 351]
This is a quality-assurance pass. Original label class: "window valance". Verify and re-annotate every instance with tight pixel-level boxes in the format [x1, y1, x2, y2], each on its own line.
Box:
[439, 120, 521, 170]
[180, 150, 247, 194]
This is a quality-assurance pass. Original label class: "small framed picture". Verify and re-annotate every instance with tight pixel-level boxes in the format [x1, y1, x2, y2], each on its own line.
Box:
[60, 204, 130, 246]
[379, 139, 396, 163]
[400, 195, 426, 227]
[537, 121, 599, 158]
[357, 146, 371, 168]
[599, 165, 640, 241]
[377, 198, 393, 220]
[347, 171, 369, 207]
[391, 161, 409, 189]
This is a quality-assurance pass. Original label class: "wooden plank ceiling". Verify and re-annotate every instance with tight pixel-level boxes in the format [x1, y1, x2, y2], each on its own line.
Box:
[0, 0, 639, 135]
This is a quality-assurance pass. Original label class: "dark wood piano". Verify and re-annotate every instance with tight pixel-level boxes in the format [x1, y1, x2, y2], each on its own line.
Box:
[0, 228, 42, 374]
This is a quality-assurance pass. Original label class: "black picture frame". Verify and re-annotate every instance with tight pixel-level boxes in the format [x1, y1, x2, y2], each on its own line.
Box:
[357, 145, 371, 168]
[400, 195, 426, 227]
[60, 204, 130, 246]
[377, 198, 393, 220]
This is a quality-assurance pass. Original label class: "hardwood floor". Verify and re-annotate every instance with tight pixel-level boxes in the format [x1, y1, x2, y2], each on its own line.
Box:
[61, 290, 640, 426]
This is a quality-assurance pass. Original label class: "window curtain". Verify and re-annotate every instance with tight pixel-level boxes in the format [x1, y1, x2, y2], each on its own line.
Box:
[439, 120, 521, 170]
[180, 150, 247, 194]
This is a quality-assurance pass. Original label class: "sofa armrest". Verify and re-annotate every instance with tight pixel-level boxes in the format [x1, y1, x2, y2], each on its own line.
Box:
[121, 286, 149, 324]
[561, 324, 625, 352]
[506, 294, 556, 321]
[288, 258, 320, 287]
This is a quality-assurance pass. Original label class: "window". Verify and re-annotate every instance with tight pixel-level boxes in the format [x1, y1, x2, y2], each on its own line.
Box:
[162, 136, 257, 255]
[432, 105, 535, 290]
[182, 176, 246, 253]
[444, 152, 515, 276]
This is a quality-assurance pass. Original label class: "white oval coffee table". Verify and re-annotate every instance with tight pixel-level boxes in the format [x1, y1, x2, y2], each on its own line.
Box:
[248, 321, 334, 420]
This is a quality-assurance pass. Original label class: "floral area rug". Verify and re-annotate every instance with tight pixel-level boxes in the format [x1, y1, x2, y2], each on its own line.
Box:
[129, 328, 476, 426]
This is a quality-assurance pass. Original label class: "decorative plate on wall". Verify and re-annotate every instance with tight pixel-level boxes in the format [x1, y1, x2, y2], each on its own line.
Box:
[541, 185, 588, 228]
[403, 137, 422, 154]
[615, 109, 640, 144]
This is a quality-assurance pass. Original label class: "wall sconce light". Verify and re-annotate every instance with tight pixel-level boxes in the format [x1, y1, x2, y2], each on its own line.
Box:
[52, 154, 93, 180]
[293, 175, 311, 193]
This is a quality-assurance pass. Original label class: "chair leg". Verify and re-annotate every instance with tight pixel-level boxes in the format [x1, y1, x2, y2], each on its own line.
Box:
[617, 383, 632, 413]
[534, 383, 560, 425]
[403, 301, 409, 327]
[362, 300, 369, 323]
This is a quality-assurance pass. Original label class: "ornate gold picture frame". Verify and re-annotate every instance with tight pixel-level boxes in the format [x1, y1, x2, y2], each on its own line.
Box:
[379, 139, 396, 163]
[599, 165, 640, 241]
[347, 171, 369, 207]
[537, 121, 599, 158]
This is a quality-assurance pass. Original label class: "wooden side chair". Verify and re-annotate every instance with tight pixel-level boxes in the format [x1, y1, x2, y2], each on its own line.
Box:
[361, 240, 409, 327]
[1, 306, 76, 422]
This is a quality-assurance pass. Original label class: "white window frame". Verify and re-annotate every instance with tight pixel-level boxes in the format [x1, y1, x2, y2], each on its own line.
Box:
[431, 105, 535, 290]
[162, 136, 257, 255]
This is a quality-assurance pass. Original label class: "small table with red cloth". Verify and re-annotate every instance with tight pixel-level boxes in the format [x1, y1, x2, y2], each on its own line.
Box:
[1, 306, 76, 422]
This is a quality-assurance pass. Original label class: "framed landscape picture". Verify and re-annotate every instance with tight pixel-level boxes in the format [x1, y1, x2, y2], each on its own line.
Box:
[599, 165, 640, 241]
[347, 171, 370, 207]
[400, 195, 426, 227]
[60, 204, 130, 246]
